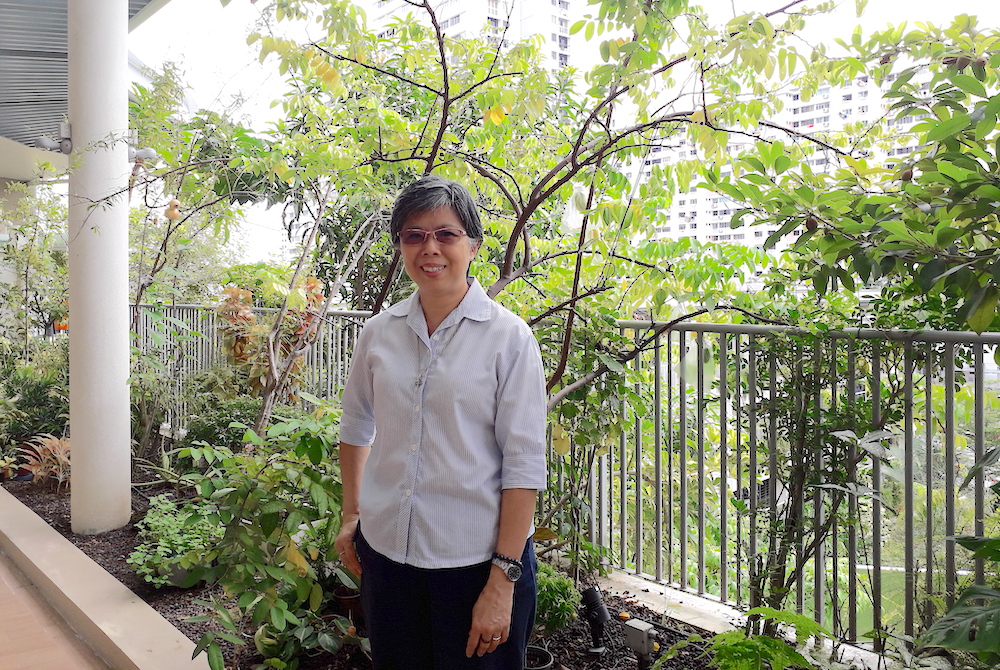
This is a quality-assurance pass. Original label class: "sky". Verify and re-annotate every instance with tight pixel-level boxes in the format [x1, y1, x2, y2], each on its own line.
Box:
[127, 0, 1000, 263]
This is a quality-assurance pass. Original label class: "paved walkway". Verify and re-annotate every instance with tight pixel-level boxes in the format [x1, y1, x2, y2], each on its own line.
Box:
[0, 550, 109, 670]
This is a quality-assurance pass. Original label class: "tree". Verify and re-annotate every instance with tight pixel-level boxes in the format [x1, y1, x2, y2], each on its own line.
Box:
[707, 16, 1000, 334]
[0, 182, 69, 355]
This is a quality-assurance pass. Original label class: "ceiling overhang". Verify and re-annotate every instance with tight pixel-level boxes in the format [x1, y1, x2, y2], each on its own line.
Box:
[0, 0, 169, 182]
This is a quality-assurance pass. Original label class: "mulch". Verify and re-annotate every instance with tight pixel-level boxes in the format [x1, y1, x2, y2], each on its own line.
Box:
[1, 480, 714, 670]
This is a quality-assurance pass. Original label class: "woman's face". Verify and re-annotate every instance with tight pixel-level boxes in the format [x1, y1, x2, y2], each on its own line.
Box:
[399, 206, 479, 301]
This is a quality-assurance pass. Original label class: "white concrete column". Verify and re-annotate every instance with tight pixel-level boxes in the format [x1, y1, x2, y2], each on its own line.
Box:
[68, 0, 132, 533]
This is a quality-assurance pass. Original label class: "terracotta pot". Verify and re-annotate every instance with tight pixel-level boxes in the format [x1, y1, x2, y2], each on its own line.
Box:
[524, 645, 554, 670]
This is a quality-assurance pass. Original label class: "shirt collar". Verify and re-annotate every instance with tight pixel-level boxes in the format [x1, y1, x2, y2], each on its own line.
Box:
[385, 277, 493, 326]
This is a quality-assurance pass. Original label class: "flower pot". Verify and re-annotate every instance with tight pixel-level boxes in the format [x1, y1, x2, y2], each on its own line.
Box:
[524, 645, 554, 670]
[13, 467, 33, 481]
[333, 586, 363, 623]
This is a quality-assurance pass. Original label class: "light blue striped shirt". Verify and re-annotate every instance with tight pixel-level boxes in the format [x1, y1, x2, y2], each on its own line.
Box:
[339, 279, 548, 569]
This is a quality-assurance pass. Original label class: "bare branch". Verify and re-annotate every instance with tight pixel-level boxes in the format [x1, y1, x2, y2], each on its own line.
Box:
[527, 286, 613, 326]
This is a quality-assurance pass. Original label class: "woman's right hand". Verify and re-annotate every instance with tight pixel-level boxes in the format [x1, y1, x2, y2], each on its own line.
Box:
[334, 515, 363, 575]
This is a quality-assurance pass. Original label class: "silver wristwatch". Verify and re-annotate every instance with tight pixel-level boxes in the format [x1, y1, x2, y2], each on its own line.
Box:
[491, 553, 523, 582]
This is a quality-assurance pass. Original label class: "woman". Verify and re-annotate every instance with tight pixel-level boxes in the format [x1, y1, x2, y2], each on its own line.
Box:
[334, 175, 548, 670]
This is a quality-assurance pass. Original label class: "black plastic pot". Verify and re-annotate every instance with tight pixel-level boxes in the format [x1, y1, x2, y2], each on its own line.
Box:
[524, 644, 554, 670]
[332, 585, 363, 623]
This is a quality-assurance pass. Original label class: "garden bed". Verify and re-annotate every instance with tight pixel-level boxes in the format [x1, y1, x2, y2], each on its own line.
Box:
[2, 480, 713, 669]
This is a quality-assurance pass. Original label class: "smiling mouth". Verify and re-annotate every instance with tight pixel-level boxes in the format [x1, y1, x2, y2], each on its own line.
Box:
[421, 264, 445, 273]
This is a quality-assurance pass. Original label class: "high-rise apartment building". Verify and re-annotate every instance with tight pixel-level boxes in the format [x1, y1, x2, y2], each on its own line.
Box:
[354, 0, 580, 71]
[624, 72, 923, 248]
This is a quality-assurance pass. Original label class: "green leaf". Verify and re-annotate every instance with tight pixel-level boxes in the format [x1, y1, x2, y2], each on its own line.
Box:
[207, 643, 225, 670]
[920, 585, 1000, 654]
[935, 225, 964, 247]
[926, 114, 971, 142]
[918, 259, 947, 292]
[953, 535, 1000, 562]
[310, 582, 323, 611]
[967, 287, 998, 333]
[317, 632, 342, 654]
[960, 447, 1000, 491]
[597, 353, 625, 373]
[952, 74, 988, 98]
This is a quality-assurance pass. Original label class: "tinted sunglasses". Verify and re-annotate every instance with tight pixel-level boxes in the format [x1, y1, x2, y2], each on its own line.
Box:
[397, 227, 469, 246]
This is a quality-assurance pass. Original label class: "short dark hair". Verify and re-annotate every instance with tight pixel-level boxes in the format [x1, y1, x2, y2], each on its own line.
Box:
[390, 175, 484, 244]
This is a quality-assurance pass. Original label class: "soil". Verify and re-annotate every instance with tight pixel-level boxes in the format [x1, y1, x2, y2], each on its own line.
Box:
[2, 480, 714, 670]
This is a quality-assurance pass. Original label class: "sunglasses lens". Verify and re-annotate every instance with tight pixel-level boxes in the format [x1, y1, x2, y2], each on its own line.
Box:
[399, 228, 467, 245]
[400, 230, 427, 245]
[434, 229, 462, 244]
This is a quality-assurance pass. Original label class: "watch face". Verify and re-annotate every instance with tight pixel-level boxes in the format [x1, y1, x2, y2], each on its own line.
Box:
[507, 564, 522, 582]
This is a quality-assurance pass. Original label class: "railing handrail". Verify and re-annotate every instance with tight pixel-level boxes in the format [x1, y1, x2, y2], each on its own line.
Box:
[615, 319, 1000, 344]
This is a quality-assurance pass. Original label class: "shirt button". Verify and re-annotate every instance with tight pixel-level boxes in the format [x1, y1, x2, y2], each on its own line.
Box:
[410, 444, 418, 451]
[405, 489, 412, 496]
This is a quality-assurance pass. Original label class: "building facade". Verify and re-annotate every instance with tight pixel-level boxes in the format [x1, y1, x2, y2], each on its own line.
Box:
[355, 0, 580, 71]
[623, 71, 924, 248]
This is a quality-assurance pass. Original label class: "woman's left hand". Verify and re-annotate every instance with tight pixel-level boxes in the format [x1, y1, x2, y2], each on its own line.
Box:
[465, 571, 515, 657]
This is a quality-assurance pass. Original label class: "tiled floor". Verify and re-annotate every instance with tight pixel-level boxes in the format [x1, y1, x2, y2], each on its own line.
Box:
[0, 552, 109, 670]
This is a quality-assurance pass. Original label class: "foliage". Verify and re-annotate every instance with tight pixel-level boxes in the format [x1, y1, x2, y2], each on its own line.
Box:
[1, 345, 70, 447]
[534, 561, 579, 637]
[214, 280, 326, 403]
[127, 494, 224, 588]
[177, 399, 364, 670]
[919, 453, 1000, 665]
[180, 397, 266, 452]
[692, 607, 830, 670]
[919, 583, 1000, 662]
[0, 182, 68, 352]
[128, 63, 244, 312]
[706, 17, 1000, 334]
[220, 263, 297, 309]
[17, 434, 71, 490]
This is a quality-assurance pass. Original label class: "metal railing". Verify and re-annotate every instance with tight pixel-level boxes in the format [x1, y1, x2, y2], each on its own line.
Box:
[587, 321, 1000, 646]
[133, 306, 999, 643]
[130, 304, 368, 430]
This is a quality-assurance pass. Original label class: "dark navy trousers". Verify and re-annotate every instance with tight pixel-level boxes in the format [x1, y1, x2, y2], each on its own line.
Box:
[356, 529, 537, 670]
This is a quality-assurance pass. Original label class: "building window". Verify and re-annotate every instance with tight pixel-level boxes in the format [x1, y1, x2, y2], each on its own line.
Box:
[558, 35, 568, 49]
[859, 90, 868, 99]
[558, 53, 569, 66]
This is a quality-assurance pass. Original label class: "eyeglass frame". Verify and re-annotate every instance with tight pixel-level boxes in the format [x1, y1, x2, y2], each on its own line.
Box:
[395, 227, 470, 246]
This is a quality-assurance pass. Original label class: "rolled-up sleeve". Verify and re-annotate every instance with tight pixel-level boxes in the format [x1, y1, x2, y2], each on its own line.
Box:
[339, 324, 377, 447]
[495, 322, 548, 491]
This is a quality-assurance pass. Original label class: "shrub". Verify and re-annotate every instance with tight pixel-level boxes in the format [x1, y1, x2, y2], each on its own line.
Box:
[18, 434, 71, 490]
[2, 365, 68, 446]
[180, 397, 313, 453]
[535, 561, 578, 636]
[179, 402, 365, 670]
[127, 494, 224, 588]
[180, 396, 264, 451]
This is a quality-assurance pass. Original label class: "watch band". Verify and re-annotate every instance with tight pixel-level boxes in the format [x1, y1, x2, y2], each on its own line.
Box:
[492, 552, 523, 568]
